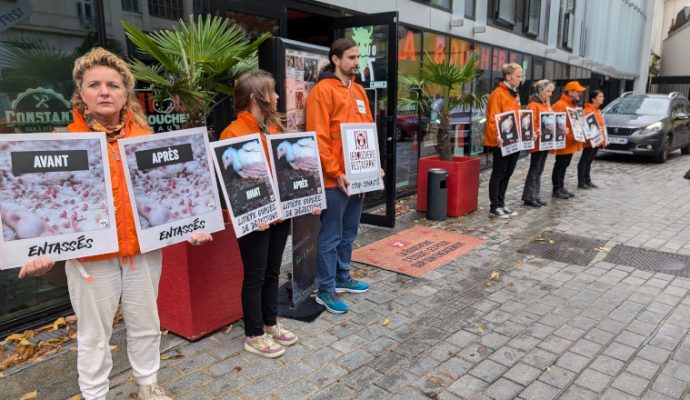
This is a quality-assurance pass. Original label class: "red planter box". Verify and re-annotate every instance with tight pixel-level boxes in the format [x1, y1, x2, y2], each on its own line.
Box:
[158, 224, 243, 341]
[416, 155, 480, 217]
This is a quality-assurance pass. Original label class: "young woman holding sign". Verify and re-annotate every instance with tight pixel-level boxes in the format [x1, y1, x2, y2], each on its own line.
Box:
[18, 48, 213, 400]
[220, 70, 319, 358]
[578, 90, 605, 189]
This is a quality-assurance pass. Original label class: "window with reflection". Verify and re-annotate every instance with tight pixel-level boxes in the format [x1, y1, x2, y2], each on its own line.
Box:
[523, 0, 541, 36]
[396, 26, 422, 193]
[495, 0, 517, 26]
[466, 0, 476, 19]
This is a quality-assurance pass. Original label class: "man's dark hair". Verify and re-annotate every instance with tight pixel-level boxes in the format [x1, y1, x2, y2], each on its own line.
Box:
[325, 38, 357, 72]
[589, 90, 603, 102]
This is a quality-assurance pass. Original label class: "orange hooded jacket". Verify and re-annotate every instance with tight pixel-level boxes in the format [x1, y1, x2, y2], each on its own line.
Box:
[219, 110, 280, 158]
[484, 82, 521, 148]
[525, 95, 552, 153]
[306, 72, 373, 188]
[583, 102, 606, 148]
[67, 109, 151, 262]
[551, 94, 583, 155]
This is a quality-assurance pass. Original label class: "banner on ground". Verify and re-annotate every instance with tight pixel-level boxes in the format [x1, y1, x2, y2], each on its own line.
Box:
[210, 133, 281, 238]
[0, 133, 118, 269]
[266, 131, 327, 218]
[340, 122, 384, 195]
[118, 127, 224, 252]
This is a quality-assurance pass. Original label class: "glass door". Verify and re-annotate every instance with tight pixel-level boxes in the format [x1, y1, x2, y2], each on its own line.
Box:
[331, 12, 398, 228]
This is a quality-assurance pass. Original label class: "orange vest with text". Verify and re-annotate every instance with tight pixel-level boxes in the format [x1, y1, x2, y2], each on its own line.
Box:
[306, 73, 373, 188]
[484, 82, 521, 148]
[67, 109, 151, 261]
[551, 94, 583, 155]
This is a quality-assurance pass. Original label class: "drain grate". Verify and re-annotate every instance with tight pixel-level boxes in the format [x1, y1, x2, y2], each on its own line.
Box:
[518, 231, 607, 266]
[604, 245, 690, 276]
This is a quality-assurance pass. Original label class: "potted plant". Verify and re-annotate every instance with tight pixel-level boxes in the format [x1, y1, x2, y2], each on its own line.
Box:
[121, 15, 269, 340]
[400, 53, 484, 217]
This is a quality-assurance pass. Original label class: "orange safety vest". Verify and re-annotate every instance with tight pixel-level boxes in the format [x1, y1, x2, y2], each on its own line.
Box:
[484, 82, 521, 148]
[306, 73, 373, 188]
[67, 109, 151, 262]
[551, 94, 584, 155]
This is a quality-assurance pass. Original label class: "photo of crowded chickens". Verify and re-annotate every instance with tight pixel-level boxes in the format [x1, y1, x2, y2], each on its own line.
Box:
[0, 136, 112, 241]
[0, 133, 118, 269]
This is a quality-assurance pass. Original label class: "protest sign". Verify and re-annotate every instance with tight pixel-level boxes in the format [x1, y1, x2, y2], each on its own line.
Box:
[495, 110, 520, 156]
[518, 110, 535, 151]
[555, 112, 568, 149]
[566, 107, 587, 142]
[538, 112, 557, 151]
[211, 134, 281, 238]
[119, 127, 224, 252]
[266, 131, 326, 218]
[340, 122, 384, 195]
[585, 113, 604, 147]
[0, 133, 117, 268]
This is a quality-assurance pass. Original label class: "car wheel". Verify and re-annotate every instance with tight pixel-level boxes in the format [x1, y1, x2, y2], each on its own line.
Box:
[681, 140, 690, 155]
[654, 135, 671, 163]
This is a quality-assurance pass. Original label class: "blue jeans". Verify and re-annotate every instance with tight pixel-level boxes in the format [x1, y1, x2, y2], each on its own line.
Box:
[317, 188, 364, 293]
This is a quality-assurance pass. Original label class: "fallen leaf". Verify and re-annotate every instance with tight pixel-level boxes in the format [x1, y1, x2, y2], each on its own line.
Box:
[110, 345, 120, 352]
[160, 355, 170, 360]
[128, 392, 139, 399]
[546, 366, 551, 372]
[162, 330, 169, 336]
[428, 376, 444, 385]
[477, 325, 485, 334]
[515, 260, 524, 267]
[485, 282, 492, 288]
[234, 366, 242, 372]
[19, 391, 38, 400]
[548, 239, 556, 244]
[594, 247, 610, 253]
[223, 325, 233, 334]
[65, 315, 77, 324]
[128, 375, 136, 383]
[0, 372, 4, 379]
[477, 345, 488, 354]
[382, 319, 390, 326]
[67, 396, 81, 400]
[489, 271, 500, 280]
[52, 317, 66, 331]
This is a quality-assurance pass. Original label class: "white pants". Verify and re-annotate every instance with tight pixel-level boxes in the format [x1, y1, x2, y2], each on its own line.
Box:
[66, 251, 163, 400]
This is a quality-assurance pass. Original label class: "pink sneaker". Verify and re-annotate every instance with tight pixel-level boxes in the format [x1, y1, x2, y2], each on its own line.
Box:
[265, 323, 298, 346]
[244, 334, 285, 358]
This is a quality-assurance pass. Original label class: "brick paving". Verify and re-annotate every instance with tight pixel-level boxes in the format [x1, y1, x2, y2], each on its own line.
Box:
[3, 151, 690, 400]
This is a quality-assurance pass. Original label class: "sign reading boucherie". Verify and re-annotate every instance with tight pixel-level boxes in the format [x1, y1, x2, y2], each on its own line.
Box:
[340, 122, 384, 195]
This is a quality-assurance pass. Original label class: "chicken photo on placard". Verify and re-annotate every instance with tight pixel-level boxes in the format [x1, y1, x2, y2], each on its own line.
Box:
[216, 139, 276, 216]
[124, 134, 218, 229]
[271, 136, 323, 203]
[0, 139, 111, 242]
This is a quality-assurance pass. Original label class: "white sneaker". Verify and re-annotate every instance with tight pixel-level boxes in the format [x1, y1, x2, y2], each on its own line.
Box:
[138, 383, 172, 400]
[501, 207, 517, 216]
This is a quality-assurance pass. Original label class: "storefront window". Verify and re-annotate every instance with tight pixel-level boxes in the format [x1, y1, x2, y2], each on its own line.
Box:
[420, 32, 449, 158]
[472, 43, 492, 156]
[396, 26, 422, 193]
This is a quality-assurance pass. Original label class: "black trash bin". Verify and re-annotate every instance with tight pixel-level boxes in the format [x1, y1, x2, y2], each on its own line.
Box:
[427, 168, 448, 221]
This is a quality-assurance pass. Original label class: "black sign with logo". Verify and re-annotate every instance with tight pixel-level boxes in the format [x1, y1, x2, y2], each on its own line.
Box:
[11, 150, 89, 175]
[135, 143, 193, 170]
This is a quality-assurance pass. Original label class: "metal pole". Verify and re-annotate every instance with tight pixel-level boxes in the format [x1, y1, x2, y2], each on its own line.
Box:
[94, 0, 107, 47]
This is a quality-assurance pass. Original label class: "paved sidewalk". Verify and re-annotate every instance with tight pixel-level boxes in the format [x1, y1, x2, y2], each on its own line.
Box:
[3, 151, 690, 400]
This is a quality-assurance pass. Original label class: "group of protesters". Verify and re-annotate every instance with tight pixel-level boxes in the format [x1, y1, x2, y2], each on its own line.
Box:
[17, 38, 371, 400]
[485, 63, 607, 219]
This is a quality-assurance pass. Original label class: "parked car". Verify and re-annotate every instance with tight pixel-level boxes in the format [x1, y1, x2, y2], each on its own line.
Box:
[602, 92, 690, 163]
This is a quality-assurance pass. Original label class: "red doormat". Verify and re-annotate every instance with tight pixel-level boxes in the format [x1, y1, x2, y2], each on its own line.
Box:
[352, 226, 485, 277]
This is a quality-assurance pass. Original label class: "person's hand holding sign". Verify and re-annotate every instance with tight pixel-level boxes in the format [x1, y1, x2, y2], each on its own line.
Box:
[18, 257, 55, 279]
[336, 174, 350, 196]
[187, 231, 213, 246]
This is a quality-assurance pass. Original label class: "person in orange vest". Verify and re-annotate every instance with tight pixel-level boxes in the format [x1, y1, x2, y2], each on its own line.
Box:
[306, 39, 374, 313]
[219, 70, 319, 358]
[551, 80, 586, 199]
[578, 89, 605, 189]
[522, 79, 555, 207]
[17, 48, 212, 400]
[485, 63, 523, 218]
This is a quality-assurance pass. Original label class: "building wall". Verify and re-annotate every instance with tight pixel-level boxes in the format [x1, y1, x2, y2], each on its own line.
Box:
[316, 0, 653, 90]
[660, 21, 690, 75]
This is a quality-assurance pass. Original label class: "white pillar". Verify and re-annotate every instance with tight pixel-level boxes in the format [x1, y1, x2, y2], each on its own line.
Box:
[634, 0, 655, 92]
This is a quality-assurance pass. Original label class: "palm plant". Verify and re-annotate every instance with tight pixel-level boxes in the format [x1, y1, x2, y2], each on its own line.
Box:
[122, 15, 270, 128]
[399, 53, 484, 161]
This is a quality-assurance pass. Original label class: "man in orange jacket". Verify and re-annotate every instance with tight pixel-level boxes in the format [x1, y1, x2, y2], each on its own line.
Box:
[306, 38, 373, 314]
[551, 80, 586, 199]
[485, 63, 523, 219]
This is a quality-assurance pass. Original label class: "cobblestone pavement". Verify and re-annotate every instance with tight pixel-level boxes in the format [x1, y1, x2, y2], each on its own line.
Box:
[4, 151, 690, 400]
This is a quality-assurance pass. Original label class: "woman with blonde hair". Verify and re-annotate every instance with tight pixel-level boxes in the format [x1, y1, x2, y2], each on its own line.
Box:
[220, 69, 319, 358]
[18, 47, 212, 400]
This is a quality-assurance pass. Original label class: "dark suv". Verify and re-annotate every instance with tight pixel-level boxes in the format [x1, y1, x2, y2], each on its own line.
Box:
[602, 92, 690, 163]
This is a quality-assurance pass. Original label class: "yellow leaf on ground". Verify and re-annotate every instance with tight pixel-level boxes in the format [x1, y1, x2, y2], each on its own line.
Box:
[223, 325, 233, 334]
[52, 317, 66, 331]
[490, 271, 500, 280]
[160, 355, 170, 360]
[548, 239, 556, 244]
[162, 330, 169, 336]
[477, 325, 485, 334]
[382, 319, 390, 326]
[5, 334, 24, 342]
[594, 247, 610, 253]
[19, 391, 38, 400]
[515, 260, 524, 267]
[110, 345, 120, 352]
[67, 395, 81, 400]
[0, 372, 4, 379]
